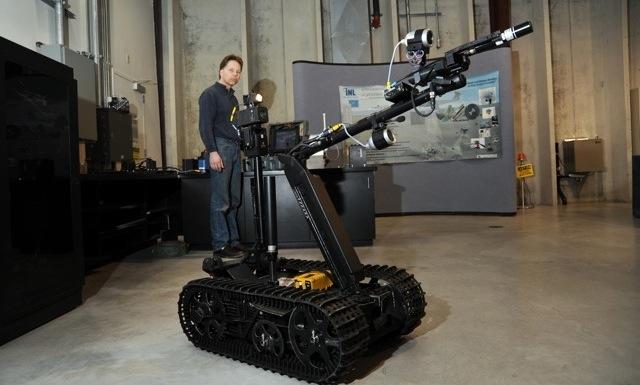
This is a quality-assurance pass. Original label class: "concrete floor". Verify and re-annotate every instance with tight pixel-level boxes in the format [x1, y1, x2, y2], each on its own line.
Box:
[1, 203, 639, 385]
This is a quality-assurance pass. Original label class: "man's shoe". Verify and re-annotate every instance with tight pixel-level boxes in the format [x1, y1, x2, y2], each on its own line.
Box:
[213, 245, 245, 259]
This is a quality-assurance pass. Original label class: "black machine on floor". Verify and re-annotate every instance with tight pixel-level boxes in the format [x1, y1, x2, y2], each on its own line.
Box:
[178, 22, 533, 383]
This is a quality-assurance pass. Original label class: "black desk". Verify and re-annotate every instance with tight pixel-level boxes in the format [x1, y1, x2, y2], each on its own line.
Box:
[181, 167, 376, 249]
[79, 167, 376, 260]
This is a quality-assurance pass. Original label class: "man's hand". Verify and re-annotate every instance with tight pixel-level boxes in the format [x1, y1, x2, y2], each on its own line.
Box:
[209, 151, 224, 172]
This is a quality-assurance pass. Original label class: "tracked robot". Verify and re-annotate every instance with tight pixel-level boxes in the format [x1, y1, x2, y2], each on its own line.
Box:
[179, 22, 533, 383]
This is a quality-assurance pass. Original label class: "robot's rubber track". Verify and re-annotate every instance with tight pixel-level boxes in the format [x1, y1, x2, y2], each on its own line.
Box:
[178, 276, 370, 383]
[279, 258, 427, 335]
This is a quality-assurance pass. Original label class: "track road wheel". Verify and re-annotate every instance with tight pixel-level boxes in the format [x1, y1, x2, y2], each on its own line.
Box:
[182, 287, 226, 342]
[252, 320, 285, 358]
[289, 305, 341, 372]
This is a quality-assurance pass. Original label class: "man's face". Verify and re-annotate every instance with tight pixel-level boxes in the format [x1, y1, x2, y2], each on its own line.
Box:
[219, 60, 241, 88]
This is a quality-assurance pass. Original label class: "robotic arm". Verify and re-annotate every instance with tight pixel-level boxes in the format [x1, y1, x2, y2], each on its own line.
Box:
[403, 21, 533, 88]
[289, 21, 533, 161]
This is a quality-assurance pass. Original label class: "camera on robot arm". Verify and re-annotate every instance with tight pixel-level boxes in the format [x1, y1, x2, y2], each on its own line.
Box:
[385, 21, 534, 107]
[233, 92, 270, 158]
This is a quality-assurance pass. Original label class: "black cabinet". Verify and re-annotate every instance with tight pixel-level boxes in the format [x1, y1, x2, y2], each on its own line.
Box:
[1, 37, 83, 345]
[180, 175, 212, 248]
[85, 108, 133, 171]
[80, 174, 181, 268]
[181, 167, 376, 249]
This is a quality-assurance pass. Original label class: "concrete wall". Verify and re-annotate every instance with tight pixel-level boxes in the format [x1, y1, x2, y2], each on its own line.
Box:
[370, 0, 396, 63]
[322, 0, 372, 63]
[473, 0, 491, 37]
[0, 0, 56, 51]
[550, 0, 631, 202]
[162, 0, 186, 168]
[68, 0, 89, 53]
[109, 0, 161, 162]
[0, 0, 91, 51]
[321, 0, 403, 62]
[247, 0, 290, 122]
[397, 0, 475, 56]
[511, 0, 556, 205]
[630, 0, 640, 156]
[247, 0, 322, 124]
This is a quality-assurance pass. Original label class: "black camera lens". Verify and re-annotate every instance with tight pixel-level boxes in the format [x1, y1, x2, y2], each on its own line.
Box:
[367, 129, 396, 150]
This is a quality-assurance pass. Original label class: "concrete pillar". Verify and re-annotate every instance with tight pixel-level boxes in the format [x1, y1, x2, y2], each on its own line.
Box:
[629, 0, 640, 156]
[162, 0, 185, 167]
[511, 0, 556, 205]
[179, 0, 243, 158]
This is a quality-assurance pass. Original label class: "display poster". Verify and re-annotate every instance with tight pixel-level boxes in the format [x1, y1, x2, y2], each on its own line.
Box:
[339, 71, 501, 164]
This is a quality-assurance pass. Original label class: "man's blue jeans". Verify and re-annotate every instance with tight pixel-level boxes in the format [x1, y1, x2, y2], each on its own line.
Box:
[209, 137, 241, 250]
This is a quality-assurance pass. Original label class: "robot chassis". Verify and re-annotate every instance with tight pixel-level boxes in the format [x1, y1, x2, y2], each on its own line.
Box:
[178, 22, 533, 383]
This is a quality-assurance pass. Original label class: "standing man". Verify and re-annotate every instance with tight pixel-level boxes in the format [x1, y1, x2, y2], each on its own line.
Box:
[199, 54, 246, 259]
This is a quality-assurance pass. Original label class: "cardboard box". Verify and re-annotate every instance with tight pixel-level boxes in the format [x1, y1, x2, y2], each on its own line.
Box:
[562, 138, 605, 172]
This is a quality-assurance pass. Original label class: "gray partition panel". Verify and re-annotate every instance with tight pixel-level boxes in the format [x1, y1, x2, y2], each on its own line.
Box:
[293, 47, 516, 214]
